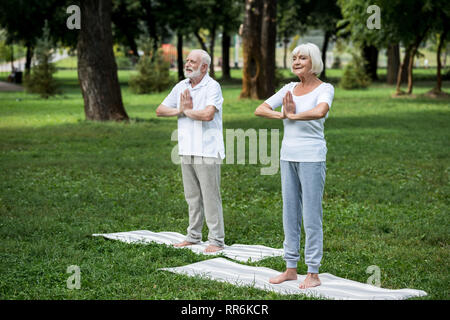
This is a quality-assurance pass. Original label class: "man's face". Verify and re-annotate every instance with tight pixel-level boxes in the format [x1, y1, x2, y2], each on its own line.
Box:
[184, 52, 205, 78]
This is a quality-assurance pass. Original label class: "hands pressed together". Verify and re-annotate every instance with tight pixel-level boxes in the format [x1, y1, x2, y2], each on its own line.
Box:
[282, 91, 296, 119]
[179, 89, 193, 116]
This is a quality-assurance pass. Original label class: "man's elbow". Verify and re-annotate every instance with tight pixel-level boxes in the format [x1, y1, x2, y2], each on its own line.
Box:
[155, 106, 163, 117]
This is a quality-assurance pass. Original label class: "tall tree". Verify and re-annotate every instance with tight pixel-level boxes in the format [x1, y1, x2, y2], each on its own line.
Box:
[220, 0, 242, 80]
[0, 0, 62, 75]
[306, 0, 343, 80]
[111, 0, 142, 57]
[240, 0, 277, 99]
[277, 0, 303, 69]
[77, 0, 128, 121]
[428, 1, 450, 95]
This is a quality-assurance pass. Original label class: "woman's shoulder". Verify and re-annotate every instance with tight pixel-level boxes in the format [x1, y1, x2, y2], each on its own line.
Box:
[279, 82, 298, 92]
[317, 82, 334, 94]
[320, 82, 334, 90]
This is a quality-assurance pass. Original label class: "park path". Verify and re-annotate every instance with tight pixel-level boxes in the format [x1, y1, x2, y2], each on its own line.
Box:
[0, 81, 23, 92]
[0, 49, 69, 72]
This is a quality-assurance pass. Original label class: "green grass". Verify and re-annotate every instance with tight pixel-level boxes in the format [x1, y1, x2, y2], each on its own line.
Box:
[0, 69, 449, 300]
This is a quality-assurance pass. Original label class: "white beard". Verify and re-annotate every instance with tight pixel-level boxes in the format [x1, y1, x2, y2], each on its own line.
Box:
[184, 66, 202, 79]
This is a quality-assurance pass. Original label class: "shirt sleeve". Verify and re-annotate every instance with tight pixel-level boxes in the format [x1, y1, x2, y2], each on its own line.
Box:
[205, 82, 224, 111]
[161, 84, 180, 108]
[316, 83, 334, 108]
[264, 83, 292, 110]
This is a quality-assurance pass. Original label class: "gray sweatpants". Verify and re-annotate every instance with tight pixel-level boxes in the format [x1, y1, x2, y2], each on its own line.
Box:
[180, 155, 225, 248]
[280, 160, 326, 273]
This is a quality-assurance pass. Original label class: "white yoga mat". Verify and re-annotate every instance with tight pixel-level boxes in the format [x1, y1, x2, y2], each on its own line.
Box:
[92, 230, 283, 262]
[160, 257, 427, 300]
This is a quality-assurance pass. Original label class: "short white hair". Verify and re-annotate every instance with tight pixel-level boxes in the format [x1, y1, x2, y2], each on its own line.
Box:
[190, 49, 211, 68]
[291, 43, 323, 75]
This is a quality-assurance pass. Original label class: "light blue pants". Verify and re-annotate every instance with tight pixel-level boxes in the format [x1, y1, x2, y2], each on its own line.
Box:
[280, 160, 326, 273]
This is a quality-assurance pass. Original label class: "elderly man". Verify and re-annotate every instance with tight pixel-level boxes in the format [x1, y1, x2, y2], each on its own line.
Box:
[156, 49, 225, 253]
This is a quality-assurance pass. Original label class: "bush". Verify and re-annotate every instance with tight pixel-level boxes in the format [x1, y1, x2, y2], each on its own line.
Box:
[332, 56, 341, 69]
[24, 21, 59, 98]
[115, 56, 134, 70]
[129, 39, 173, 94]
[339, 53, 371, 90]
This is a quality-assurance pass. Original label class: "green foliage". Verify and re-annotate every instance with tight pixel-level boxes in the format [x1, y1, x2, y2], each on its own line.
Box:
[129, 39, 173, 94]
[331, 56, 341, 69]
[23, 21, 58, 99]
[339, 53, 371, 89]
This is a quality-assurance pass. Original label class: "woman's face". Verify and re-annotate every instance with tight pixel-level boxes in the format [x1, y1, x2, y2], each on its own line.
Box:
[292, 52, 312, 77]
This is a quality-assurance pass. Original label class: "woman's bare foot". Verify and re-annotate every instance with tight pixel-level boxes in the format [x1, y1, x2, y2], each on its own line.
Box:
[299, 273, 321, 289]
[269, 268, 297, 284]
[173, 240, 195, 248]
[204, 244, 223, 253]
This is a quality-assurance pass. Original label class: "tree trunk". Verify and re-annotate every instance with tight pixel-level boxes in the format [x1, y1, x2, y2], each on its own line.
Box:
[240, 0, 263, 99]
[406, 29, 430, 94]
[142, 0, 159, 51]
[10, 44, 14, 71]
[194, 30, 209, 53]
[283, 35, 288, 69]
[386, 43, 399, 85]
[406, 46, 416, 94]
[240, 0, 276, 99]
[400, 49, 410, 84]
[25, 43, 33, 76]
[396, 44, 412, 94]
[209, 24, 216, 78]
[177, 32, 184, 82]
[77, 0, 128, 121]
[260, 0, 277, 97]
[435, 29, 448, 93]
[320, 30, 330, 80]
[221, 32, 231, 80]
[362, 44, 378, 81]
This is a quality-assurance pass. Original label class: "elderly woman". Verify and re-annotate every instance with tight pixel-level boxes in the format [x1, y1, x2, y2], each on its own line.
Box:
[254, 43, 334, 289]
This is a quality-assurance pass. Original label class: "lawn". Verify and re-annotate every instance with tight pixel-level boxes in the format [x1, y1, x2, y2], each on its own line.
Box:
[0, 69, 449, 300]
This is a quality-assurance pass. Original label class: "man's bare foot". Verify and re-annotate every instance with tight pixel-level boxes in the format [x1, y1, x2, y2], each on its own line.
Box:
[269, 268, 297, 284]
[204, 244, 223, 253]
[299, 273, 321, 289]
[173, 240, 195, 248]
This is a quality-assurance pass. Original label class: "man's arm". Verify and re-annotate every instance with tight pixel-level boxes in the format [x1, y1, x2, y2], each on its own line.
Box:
[156, 104, 182, 117]
[184, 106, 216, 121]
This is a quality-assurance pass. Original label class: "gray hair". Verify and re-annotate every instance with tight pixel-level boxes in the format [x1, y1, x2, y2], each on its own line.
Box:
[291, 43, 324, 75]
[190, 49, 211, 68]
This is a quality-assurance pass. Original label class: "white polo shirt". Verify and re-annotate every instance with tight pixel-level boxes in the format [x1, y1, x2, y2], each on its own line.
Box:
[161, 73, 225, 159]
[265, 82, 334, 162]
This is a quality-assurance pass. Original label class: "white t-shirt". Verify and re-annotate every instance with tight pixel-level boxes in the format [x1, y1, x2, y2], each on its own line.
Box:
[162, 73, 225, 159]
[265, 82, 334, 162]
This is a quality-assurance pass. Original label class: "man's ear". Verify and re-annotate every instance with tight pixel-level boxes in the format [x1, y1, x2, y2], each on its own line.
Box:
[201, 63, 208, 73]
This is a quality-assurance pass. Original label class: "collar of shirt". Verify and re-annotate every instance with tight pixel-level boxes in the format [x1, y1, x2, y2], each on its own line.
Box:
[184, 73, 211, 91]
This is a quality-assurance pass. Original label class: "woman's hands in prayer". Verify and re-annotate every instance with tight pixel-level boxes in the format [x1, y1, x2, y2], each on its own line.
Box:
[282, 91, 296, 119]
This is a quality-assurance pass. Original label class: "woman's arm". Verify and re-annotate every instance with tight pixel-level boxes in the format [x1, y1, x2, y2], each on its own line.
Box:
[287, 102, 329, 120]
[254, 102, 285, 119]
